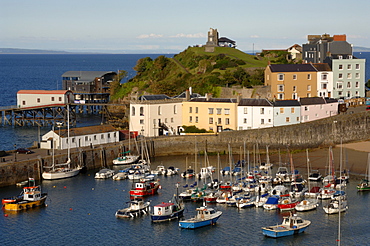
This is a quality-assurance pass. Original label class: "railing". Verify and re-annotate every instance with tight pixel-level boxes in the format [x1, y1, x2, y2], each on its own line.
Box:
[0, 105, 17, 111]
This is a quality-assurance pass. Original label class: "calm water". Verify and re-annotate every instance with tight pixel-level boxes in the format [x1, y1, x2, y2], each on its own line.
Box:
[1, 155, 369, 246]
[0, 54, 170, 151]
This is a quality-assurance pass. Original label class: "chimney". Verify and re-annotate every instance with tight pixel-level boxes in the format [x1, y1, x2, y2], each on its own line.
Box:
[205, 93, 212, 101]
[185, 89, 190, 101]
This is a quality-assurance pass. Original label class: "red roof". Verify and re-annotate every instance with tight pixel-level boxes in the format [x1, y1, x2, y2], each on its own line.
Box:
[154, 202, 174, 207]
[17, 90, 70, 95]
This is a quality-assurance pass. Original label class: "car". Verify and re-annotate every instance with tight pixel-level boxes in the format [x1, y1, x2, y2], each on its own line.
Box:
[16, 148, 32, 154]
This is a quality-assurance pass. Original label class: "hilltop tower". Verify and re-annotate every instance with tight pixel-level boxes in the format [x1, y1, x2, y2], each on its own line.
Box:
[205, 28, 219, 52]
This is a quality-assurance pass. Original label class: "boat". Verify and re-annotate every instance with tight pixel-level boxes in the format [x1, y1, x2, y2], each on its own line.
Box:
[261, 213, 311, 238]
[151, 184, 185, 222]
[179, 185, 195, 201]
[3, 182, 47, 211]
[263, 195, 279, 210]
[254, 193, 269, 207]
[181, 168, 195, 178]
[357, 153, 370, 191]
[112, 169, 129, 180]
[179, 205, 222, 229]
[42, 105, 81, 180]
[94, 168, 115, 179]
[323, 191, 348, 214]
[113, 154, 140, 165]
[295, 198, 319, 212]
[277, 194, 299, 211]
[152, 165, 167, 175]
[305, 186, 321, 198]
[236, 195, 256, 208]
[166, 166, 179, 176]
[115, 198, 150, 218]
[129, 179, 160, 197]
[308, 170, 322, 181]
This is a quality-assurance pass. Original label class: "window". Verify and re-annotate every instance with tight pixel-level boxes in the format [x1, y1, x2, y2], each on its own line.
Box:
[347, 64, 352, 70]
[114, 132, 116, 138]
[347, 82, 351, 89]
[101, 134, 104, 139]
[189, 107, 192, 113]
[338, 91, 343, 96]
[261, 119, 265, 125]
[189, 116, 192, 123]
[22, 100, 25, 105]
[171, 118, 174, 123]
[224, 108, 230, 115]
[72, 138, 75, 143]
[278, 74, 284, 81]
[244, 108, 248, 114]
[280, 108, 284, 114]
[94, 135, 97, 140]
[278, 85, 284, 92]
[356, 81, 359, 88]
[338, 73, 343, 79]
[307, 93, 311, 97]
[209, 117, 213, 124]
[293, 86, 296, 92]
[347, 91, 351, 97]
[195, 117, 198, 123]
[158, 106, 161, 115]
[243, 118, 247, 124]
[304, 106, 308, 111]
[217, 118, 221, 124]
[260, 108, 265, 115]
[296, 117, 299, 122]
[225, 118, 230, 125]
[132, 107, 135, 116]
[337, 82, 343, 89]
[37, 98, 40, 103]
[356, 73, 360, 79]
[140, 107, 144, 116]
[165, 118, 167, 123]
[85, 136, 88, 141]
[293, 74, 297, 80]
[292, 93, 297, 99]
[291, 108, 295, 114]
[307, 85, 311, 91]
[347, 73, 352, 79]
[174, 105, 177, 114]
[216, 108, 222, 115]
[51, 97, 55, 101]
[322, 74, 327, 80]
[278, 93, 284, 100]
[322, 83, 327, 89]
[356, 64, 360, 70]
[59, 97, 62, 101]
[285, 117, 290, 123]
[195, 107, 198, 113]
[108, 133, 110, 138]
[307, 74, 311, 80]
[208, 108, 214, 114]
[140, 119, 144, 124]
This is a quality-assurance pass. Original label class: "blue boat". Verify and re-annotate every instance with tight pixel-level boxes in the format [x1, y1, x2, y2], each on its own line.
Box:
[151, 184, 185, 222]
[262, 214, 311, 238]
[179, 206, 222, 229]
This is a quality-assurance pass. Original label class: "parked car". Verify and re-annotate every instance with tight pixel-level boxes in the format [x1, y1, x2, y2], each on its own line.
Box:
[16, 148, 32, 154]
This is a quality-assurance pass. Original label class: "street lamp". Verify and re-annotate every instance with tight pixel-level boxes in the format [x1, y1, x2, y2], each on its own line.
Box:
[56, 121, 63, 150]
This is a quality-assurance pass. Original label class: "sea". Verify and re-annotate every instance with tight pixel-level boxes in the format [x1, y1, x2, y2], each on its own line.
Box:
[1, 53, 370, 245]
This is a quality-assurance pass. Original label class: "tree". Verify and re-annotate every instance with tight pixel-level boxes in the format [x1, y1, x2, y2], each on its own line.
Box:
[110, 70, 127, 96]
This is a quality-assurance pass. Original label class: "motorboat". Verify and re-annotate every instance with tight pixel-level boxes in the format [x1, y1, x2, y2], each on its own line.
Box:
[3, 183, 47, 211]
[112, 170, 129, 180]
[115, 198, 150, 218]
[95, 168, 115, 179]
[262, 214, 311, 238]
[295, 198, 319, 212]
[276, 195, 299, 211]
[179, 206, 222, 229]
[129, 180, 160, 197]
[151, 165, 167, 175]
[308, 170, 322, 181]
[263, 196, 279, 210]
[323, 190, 348, 214]
[112, 153, 140, 165]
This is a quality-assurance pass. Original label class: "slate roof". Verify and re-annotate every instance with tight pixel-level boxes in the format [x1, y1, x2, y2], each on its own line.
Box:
[138, 94, 171, 101]
[190, 98, 237, 103]
[273, 100, 301, 107]
[238, 98, 273, 107]
[56, 125, 116, 138]
[299, 97, 326, 105]
[269, 64, 317, 72]
[312, 63, 331, 71]
[218, 37, 236, 44]
[62, 71, 116, 82]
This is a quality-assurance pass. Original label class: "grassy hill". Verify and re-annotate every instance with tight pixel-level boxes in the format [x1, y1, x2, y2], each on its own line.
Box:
[111, 46, 275, 100]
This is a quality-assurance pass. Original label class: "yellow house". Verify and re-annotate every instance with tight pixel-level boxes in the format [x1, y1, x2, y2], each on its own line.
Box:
[265, 64, 318, 100]
[182, 97, 238, 132]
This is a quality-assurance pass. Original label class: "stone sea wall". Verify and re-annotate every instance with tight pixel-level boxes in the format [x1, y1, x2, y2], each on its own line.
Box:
[1, 111, 369, 187]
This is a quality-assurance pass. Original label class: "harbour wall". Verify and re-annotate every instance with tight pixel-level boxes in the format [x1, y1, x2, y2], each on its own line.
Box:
[1, 111, 369, 187]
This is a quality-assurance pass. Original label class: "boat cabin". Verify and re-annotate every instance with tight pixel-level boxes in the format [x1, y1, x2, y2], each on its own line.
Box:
[282, 215, 305, 228]
[153, 202, 175, 215]
[23, 186, 42, 201]
[196, 207, 216, 219]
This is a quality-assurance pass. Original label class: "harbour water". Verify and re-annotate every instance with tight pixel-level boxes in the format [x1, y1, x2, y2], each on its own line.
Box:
[1, 155, 370, 246]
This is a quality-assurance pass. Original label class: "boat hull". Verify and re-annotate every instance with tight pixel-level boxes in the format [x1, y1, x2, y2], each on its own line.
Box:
[179, 212, 222, 229]
[42, 168, 80, 180]
[3, 195, 47, 211]
[262, 225, 309, 238]
[115, 206, 149, 218]
[151, 209, 184, 222]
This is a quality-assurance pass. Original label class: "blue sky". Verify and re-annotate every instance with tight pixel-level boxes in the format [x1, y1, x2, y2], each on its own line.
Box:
[1, 0, 370, 53]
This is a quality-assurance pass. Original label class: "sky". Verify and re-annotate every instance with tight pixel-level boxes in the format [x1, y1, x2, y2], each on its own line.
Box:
[1, 0, 370, 54]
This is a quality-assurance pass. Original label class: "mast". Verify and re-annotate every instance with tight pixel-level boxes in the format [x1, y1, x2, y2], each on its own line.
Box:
[306, 149, 310, 192]
[67, 103, 70, 166]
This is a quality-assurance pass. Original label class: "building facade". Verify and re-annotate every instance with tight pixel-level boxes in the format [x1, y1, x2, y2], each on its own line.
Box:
[273, 100, 301, 127]
[237, 98, 274, 130]
[300, 97, 338, 123]
[17, 90, 74, 108]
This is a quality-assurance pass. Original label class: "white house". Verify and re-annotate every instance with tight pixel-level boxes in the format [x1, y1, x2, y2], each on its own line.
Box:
[17, 90, 74, 108]
[313, 63, 333, 98]
[40, 125, 119, 150]
[237, 98, 274, 130]
[130, 95, 183, 137]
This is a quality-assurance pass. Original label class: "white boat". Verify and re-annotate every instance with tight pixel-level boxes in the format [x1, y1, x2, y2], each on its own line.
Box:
[270, 185, 289, 196]
[42, 105, 81, 180]
[166, 166, 179, 176]
[254, 193, 269, 207]
[179, 206, 222, 229]
[295, 198, 319, 212]
[95, 168, 115, 179]
[263, 196, 279, 210]
[323, 192, 348, 214]
[151, 165, 166, 175]
[115, 198, 150, 218]
[113, 154, 140, 165]
[262, 214, 311, 238]
[112, 171, 128, 180]
[308, 170, 322, 181]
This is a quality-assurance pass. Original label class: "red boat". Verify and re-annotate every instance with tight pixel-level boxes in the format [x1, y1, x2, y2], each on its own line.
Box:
[129, 180, 160, 197]
[276, 194, 299, 211]
[220, 181, 232, 189]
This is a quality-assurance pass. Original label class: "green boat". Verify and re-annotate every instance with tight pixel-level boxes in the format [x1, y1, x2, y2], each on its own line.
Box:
[357, 153, 370, 191]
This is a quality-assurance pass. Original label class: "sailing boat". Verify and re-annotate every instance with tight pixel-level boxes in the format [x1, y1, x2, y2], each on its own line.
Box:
[42, 104, 81, 180]
[357, 153, 370, 191]
[113, 122, 139, 165]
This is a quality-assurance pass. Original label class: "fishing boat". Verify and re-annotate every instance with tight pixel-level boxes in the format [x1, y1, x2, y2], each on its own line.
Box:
[179, 205, 222, 229]
[94, 168, 115, 179]
[261, 213, 311, 238]
[42, 105, 81, 180]
[115, 198, 150, 218]
[357, 153, 370, 191]
[129, 179, 160, 197]
[151, 184, 185, 222]
[2, 182, 47, 211]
